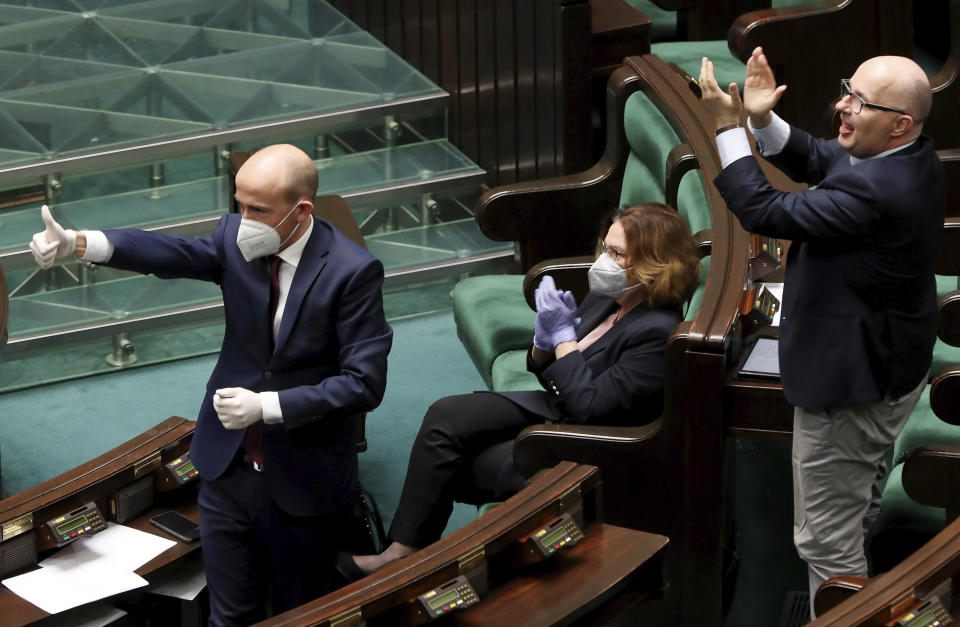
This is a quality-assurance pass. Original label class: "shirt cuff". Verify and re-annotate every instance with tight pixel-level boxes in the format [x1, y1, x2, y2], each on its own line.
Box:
[747, 112, 790, 156]
[79, 230, 114, 263]
[716, 127, 753, 169]
[261, 392, 284, 424]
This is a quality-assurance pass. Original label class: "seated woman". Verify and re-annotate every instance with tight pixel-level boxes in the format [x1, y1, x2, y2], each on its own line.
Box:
[341, 202, 701, 578]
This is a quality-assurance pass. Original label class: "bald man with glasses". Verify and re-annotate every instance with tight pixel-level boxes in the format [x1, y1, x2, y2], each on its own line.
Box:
[699, 47, 945, 616]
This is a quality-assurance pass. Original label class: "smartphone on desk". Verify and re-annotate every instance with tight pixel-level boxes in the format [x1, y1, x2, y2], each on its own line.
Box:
[151, 511, 200, 542]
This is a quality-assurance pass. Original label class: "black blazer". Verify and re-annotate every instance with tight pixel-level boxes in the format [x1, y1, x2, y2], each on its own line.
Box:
[105, 215, 393, 516]
[499, 291, 682, 425]
[714, 131, 944, 408]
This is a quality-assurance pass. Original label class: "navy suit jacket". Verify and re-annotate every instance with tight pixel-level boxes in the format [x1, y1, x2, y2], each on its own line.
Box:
[104, 214, 393, 516]
[714, 130, 944, 408]
[500, 291, 681, 426]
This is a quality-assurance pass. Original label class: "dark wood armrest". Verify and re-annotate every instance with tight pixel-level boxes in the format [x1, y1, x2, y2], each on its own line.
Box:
[902, 445, 960, 511]
[513, 419, 662, 478]
[941, 150, 960, 218]
[813, 575, 871, 617]
[929, 366, 960, 426]
[521, 256, 595, 310]
[936, 218, 960, 275]
[665, 143, 698, 212]
[937, 293, 960, 350]
[692, 228, 712, 257]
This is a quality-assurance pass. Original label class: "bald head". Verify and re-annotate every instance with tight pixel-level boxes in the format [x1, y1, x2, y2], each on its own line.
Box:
[858, 56, 932, 127]
[240, 144, 319, 203]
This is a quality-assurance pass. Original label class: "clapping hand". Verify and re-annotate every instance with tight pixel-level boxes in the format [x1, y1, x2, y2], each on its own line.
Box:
[742, 46, 787, 128]
[699, 56, 743, 128]
[533, 276, 579, 352]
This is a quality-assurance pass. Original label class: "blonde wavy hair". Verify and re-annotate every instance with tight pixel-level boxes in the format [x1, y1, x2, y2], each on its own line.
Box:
[596, 203, 701, 308]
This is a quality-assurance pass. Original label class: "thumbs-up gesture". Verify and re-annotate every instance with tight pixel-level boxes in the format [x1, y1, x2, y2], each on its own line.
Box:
[29, 205, 76, 269]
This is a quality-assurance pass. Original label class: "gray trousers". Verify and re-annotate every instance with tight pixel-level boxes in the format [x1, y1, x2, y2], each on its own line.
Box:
[792, 375, 925, 617]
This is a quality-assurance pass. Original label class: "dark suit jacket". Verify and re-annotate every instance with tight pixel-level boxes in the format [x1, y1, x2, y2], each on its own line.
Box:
[500, 291, 682, 425]
[104, 214, 393, 516]
[714, 131, 944, 408]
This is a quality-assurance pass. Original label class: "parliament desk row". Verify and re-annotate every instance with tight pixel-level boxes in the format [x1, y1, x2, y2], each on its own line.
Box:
[0, 419, 669, 626]
[261, 461, 668, 626]
[0, 416, 199, 626]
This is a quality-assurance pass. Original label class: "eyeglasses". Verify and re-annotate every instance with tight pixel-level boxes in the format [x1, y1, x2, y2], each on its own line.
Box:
[598, 240, 627, 262]
[840, 79, 908, 115]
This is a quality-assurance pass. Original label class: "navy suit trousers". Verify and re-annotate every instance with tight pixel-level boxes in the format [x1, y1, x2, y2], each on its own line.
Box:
[198, 460, 347, 626]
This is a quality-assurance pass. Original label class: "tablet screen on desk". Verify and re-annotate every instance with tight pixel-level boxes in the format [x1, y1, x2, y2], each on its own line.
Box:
[737, 337, 780, 381]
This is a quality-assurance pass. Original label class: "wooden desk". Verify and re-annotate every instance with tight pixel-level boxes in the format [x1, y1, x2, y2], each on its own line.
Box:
[0, 501, 200, 626]
[454, 523, 667, 626]
[724, 374, 793, 439]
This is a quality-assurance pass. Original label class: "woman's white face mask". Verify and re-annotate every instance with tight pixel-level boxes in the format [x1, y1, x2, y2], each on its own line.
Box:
[587, 252, 641, 298]
[236, 201, 301, 261]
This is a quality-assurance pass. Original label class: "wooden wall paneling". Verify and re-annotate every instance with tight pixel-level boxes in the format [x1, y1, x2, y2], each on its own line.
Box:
[456, 0, 479, 160]
[476, 1, 498, 180]
[438, 1, 460, 146]
[494, 0, 518, 184]
[534, 1, 558, 179]
[556, 1, 594, 176]
[419, 0, 441, 87]
[514, 0, 539, 181]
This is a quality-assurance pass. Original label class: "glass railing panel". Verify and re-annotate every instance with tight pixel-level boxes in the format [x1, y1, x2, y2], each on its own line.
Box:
[0, 4, 72, 27]
[0, 108, 45, 160]
[366, 219, 513, 271]
[0, 14, 81, 55]
[1, 54, 133, 95]
[0, 0, 79, 12]
[8, 273, 222, 338]
[315, 140, 481, 195]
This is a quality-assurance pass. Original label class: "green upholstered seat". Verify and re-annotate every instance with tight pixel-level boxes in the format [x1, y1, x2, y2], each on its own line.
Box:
[624, 0, 677, 42]
[651, 40, 745, 92]
[453, 275, 535, 389]
[491, 350, 540, 392]
[870, 384, 956, 569]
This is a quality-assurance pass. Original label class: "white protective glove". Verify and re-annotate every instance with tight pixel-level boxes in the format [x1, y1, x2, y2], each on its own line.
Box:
[213, 387, 263, 430]
[29, 205, 77, 269]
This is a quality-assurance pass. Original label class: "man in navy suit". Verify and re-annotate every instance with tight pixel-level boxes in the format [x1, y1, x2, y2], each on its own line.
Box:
[30, 144, 393, 625]
[699, 48, 944, 614]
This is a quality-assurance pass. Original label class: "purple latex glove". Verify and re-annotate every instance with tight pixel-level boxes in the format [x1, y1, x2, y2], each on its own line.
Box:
[533, 275, 579, 351]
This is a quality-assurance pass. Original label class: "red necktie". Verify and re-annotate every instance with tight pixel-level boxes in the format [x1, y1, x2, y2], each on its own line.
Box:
[243, 255, 281, 467]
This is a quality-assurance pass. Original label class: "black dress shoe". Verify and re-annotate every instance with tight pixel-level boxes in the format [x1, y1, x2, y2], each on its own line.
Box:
[336, 551, 368, 583]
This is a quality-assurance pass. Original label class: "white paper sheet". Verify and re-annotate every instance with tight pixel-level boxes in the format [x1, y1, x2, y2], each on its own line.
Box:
[2, 561, 147, 615]
[2, 523, 176, 615]
[40, 523, 175, 572]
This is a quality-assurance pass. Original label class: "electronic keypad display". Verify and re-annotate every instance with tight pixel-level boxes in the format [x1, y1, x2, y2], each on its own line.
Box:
[416, 575, 479, 619]
[45, 501, 107, 547]
[164, 453, 199, 485]
[526, 512, 584, 557]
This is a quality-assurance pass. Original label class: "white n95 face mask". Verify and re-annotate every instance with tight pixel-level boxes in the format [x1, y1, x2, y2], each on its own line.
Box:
[236, 201, 301, 262]
[587, 252, 640, 299]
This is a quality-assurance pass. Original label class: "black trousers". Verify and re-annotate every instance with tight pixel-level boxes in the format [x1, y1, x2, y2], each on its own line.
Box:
[388, 392, 546, 548]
